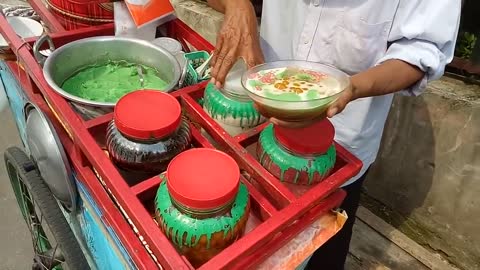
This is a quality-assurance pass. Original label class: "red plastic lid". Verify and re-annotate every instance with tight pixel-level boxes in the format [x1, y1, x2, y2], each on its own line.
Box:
[273, 119, 335, 155]
[114, 90, 181, 140]
[166, 148, 240, 211]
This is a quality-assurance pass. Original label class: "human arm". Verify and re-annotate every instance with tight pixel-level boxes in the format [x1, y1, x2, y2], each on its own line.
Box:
[206, 0, 228, 13]
[270, 0, 461, 127]
[326, 60, 424, 117]
[206, 0, 264, 88]
[326, 0, 461, 118]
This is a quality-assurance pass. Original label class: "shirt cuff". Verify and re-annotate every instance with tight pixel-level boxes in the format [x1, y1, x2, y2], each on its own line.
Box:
[376, 39, 446, 96]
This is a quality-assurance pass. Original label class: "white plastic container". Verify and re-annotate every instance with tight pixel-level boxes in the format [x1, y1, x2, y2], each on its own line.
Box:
[114, 2, 157, 41]
[0, 16, 44, 47]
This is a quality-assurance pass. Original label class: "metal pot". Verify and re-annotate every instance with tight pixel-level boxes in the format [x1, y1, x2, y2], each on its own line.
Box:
[33, 35, 181, 119]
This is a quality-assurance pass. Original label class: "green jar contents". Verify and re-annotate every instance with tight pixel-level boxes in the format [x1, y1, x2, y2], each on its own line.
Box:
[203, 60, 265, 136]
[62, 60, 169, 103]
[257, 119, 337, 185]
[155, 148, 250, 267]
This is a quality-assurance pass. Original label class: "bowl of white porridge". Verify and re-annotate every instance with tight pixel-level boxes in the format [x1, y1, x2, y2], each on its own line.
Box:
[241, 60, 350, 122]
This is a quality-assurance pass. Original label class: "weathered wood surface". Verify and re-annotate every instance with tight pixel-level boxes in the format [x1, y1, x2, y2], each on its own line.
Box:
[346, 207, 460, 270]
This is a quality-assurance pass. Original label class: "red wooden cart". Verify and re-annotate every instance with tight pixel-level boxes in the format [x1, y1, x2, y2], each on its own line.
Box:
[0, 1, 362, 269]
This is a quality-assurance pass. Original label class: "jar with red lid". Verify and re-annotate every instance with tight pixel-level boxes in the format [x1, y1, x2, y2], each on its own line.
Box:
[257, 119, 337, 185]
[203, 60, 265, 136]
[106, 90, 192, 173]
[155, 148, 250, 267]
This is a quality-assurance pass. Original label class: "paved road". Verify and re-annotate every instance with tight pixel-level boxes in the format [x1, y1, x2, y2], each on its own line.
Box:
[0, 108, 34, 270]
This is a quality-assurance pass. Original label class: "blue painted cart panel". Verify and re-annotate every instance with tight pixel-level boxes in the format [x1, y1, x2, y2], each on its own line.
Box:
[75, 179, 136, 270]
[0, 62, 28, 144]
[1, 61, 137, 270]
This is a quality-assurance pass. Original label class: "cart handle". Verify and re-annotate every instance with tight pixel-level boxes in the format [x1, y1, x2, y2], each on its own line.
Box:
[33, 33, 55, 66]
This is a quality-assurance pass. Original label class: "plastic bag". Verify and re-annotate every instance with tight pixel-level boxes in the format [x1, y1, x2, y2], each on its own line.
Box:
[124, 0, 176, 28]
[114, 1, 157, 40]
[256, 211, 347, 270]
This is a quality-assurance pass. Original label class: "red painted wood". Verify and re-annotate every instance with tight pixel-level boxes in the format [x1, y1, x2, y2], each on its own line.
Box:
[131, 175, 162, 197]
[27, 0, 65, 32]
[236, 190, 346, 270]
[84, 112, 113, 129]
[190, 126, 215, 148]
[0, 6, 363, 269]
[16, 24, 115, 53]
[0, 15, 189, 270]
[181, 94, 299, 208]
[6, 62, 157, 269]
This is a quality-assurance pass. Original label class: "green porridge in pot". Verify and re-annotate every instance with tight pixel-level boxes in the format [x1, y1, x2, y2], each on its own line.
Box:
[61, 60, 169, 103]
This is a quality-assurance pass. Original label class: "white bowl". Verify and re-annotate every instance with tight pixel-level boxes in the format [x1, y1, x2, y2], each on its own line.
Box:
[0, 17, 44, 47]
[241, 60, 351, 122]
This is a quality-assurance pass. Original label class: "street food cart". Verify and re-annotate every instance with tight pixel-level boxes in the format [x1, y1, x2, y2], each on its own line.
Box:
[0, 1, 362, 269]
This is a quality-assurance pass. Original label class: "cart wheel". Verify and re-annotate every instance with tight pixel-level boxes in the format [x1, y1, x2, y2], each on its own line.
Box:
[4, 147, 90, 270]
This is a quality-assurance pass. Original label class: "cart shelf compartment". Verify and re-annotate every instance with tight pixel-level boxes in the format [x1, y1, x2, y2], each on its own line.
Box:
[0, 5, 362, 269]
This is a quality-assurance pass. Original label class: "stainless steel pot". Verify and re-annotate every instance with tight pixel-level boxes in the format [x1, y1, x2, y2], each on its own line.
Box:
[33, 35, 181, 118]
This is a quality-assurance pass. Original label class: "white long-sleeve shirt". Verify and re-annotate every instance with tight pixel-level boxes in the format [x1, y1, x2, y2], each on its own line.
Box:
[259, 0, 461, 185]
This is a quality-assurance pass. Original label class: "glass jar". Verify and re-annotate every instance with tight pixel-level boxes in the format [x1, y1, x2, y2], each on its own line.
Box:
[203, 60, 265, 136]
[106, 90, 192, 173]
[155, 148, 250, 267]
[257, 119, 337, 185]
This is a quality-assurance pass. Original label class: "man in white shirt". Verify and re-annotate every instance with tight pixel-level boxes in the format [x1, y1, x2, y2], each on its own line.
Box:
[207, 0, 461, 268]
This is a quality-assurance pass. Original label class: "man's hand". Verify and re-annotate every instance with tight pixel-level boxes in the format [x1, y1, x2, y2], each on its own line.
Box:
[269, 59, 424, 128]
[208, 0, 264, 88]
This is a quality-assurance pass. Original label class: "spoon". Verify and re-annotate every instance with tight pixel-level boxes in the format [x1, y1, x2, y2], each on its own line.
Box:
[202, 67, 211, 80]
[137, 65, 145, 88]
[195, 53, 213, 78]
[178, 59, 190, 88]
